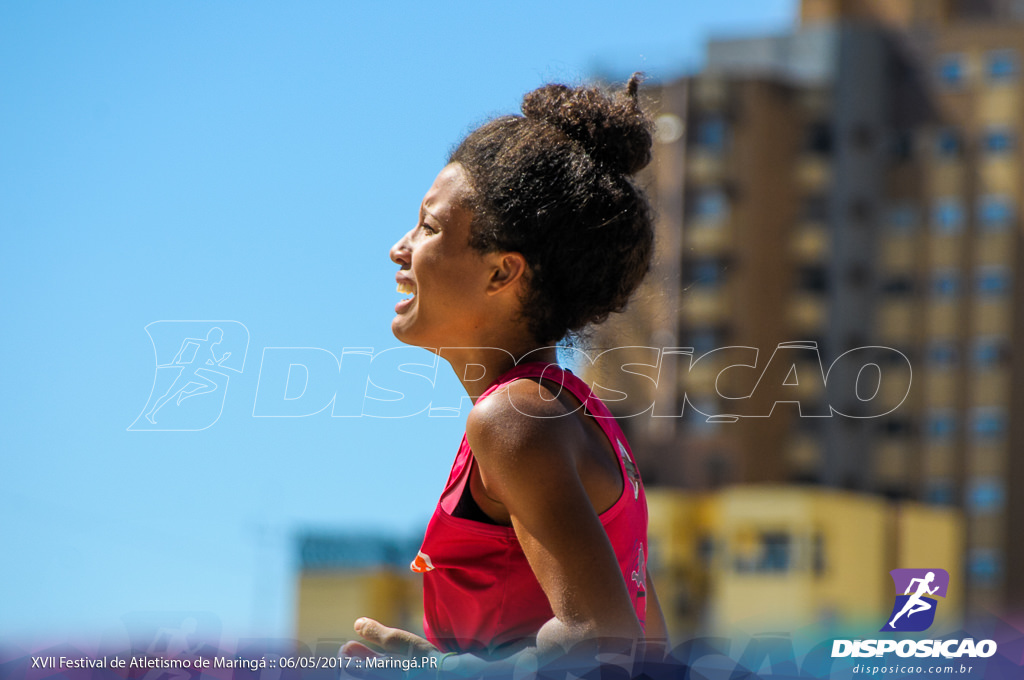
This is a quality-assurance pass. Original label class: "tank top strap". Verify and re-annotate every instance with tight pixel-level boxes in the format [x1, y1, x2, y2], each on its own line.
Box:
[438, 363, 555, 514]
[440, 361, 641, 516]
[480, 361, 636, 469]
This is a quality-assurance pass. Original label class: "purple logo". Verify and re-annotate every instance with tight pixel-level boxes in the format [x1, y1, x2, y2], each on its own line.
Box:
[881, 568, 950, 632]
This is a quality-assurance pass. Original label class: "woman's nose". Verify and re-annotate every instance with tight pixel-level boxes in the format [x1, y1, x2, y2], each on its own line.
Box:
[390, 230, 412, 265]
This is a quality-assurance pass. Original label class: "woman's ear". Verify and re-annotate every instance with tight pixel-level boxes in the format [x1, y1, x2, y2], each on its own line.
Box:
[486, 251, 528, 296]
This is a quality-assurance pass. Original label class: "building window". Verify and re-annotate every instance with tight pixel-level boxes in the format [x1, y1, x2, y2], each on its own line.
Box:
[686, 259, 726, 288]
[804, 122, 832, 154]
[880, 418, 912, 436]
[924, 479, 955, 506]
[696, 116, 727, 152]
[968, 477, 1005, 514]
[689, 398, 722, 431]
[849, 199, 873, 224]
[927, 340, 958, 366]
[734, 531, 791, 573]
[889, 129, 913, 161]
[812, 533, 826, 576]
[932, 199, 964, 233]
[937, 53, 965, 87]
[978, 194, 1014, 230]
[798, 265, 829, 293]
[687, 329, 721, 356]
[932, 270, 961, 296]
[881, 275, 914, 295]
[987, 49, 1018, 82]
[972, 336, 1009, 367]
[976, 266, 1011, 296]
[846, 263, 869, 287]
[969, 549, 1001, 586]
[971, 407, 1006, 441]
[691, 188, 728, 221]
[697, 535, 715, 568]
[879, 345, 913, 367]
[926, 410, 956, 440]
[886, 203, 918, 231]
[934, 128, 961, 157]
[850, 123, 876, 150]
[801, 195, 829, 222]
[983, 127, 1014, 153]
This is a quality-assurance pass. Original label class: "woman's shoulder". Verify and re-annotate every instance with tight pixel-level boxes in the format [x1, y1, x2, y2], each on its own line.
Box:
[466, 376, 584, 470]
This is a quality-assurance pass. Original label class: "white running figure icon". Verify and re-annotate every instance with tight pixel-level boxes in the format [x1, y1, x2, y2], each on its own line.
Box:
[145, 327, 231, 424]
[889, 571, 939, 627]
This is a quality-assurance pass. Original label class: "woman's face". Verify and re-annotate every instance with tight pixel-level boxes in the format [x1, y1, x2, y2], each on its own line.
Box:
[389, 164, 499, 349]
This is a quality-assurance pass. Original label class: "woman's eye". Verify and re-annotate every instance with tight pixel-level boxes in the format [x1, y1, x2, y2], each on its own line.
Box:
[420, 222, 437, 234]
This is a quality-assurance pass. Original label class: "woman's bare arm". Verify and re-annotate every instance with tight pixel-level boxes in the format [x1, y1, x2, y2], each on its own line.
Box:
[644, 571, 670, 650]
[466, 379, 644, 652]
[347, 377, 655, 669]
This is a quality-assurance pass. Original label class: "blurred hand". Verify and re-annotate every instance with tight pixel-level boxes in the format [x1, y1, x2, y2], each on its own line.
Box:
[341, 617, 439, 659]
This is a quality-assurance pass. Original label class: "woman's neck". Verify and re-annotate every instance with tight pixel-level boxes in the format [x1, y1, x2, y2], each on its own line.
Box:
[439, 344, 560, 403]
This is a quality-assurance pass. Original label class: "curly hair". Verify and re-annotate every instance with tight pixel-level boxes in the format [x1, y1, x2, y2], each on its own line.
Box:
[449, 73, 655, 344]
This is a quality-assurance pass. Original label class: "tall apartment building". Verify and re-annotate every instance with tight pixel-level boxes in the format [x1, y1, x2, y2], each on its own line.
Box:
[590, 0, 1023, 615]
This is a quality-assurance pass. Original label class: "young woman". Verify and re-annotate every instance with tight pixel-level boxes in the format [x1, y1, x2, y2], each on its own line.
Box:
[345, 74, 668, 670]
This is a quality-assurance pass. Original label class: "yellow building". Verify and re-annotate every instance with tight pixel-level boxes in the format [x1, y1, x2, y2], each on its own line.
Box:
[646, 486, 963, 639]
[296, 489, 963, 646]
[293, 534, 423, 648]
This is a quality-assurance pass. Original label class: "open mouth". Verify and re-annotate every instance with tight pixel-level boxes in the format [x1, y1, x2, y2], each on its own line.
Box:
[397, 281, 415, 300]
[395, 280, 416, 314]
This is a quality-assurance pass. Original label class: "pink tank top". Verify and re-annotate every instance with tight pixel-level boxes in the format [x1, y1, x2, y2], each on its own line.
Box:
[410, 362, 649, 655]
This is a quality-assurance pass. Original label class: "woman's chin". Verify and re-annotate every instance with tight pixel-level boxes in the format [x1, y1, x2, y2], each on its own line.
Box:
[391, 317, 423, 346]
[390, 317, 408, 342]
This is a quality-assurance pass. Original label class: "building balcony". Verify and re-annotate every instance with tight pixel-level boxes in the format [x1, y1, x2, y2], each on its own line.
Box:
[979, 89, 1018, 125]
[923, 370, 958, 406]
[876, 300, 915, 344]
[874, 439, 910, 483]
[972, 300, 1012, 335]
[790, 361, 826, 400]
[693, 76, 728, 111]
[928, 235, 962, 268]
[879, 234, 917, 272]
[796, 155, 831, 192]
[879, 366, 914, 405]
[979, 157, 1019, 195]
[791, 222, 829, 262]
[967, 518, 1003, 548]
[969, 370, 1011, 405]
[926, 300, 960, 336]
[683, 358, 723, 397]
[975, 232, 1016, 266]
[923, 444, 956, 477]
[786, 434, 821, 474]
[687, 149, 726, 184]
[787, 293, 827, 332]
[684, 221, 734, 254]
[680, 288, 730, 326]
[967, 444, 1008, 476]
[927, 162, 965, 196]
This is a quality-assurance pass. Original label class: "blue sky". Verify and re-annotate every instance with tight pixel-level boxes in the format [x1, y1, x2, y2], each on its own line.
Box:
[0, 1, 796, 645]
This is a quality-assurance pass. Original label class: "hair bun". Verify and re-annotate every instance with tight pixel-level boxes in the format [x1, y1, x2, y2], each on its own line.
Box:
[520, 73, 652, 175]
